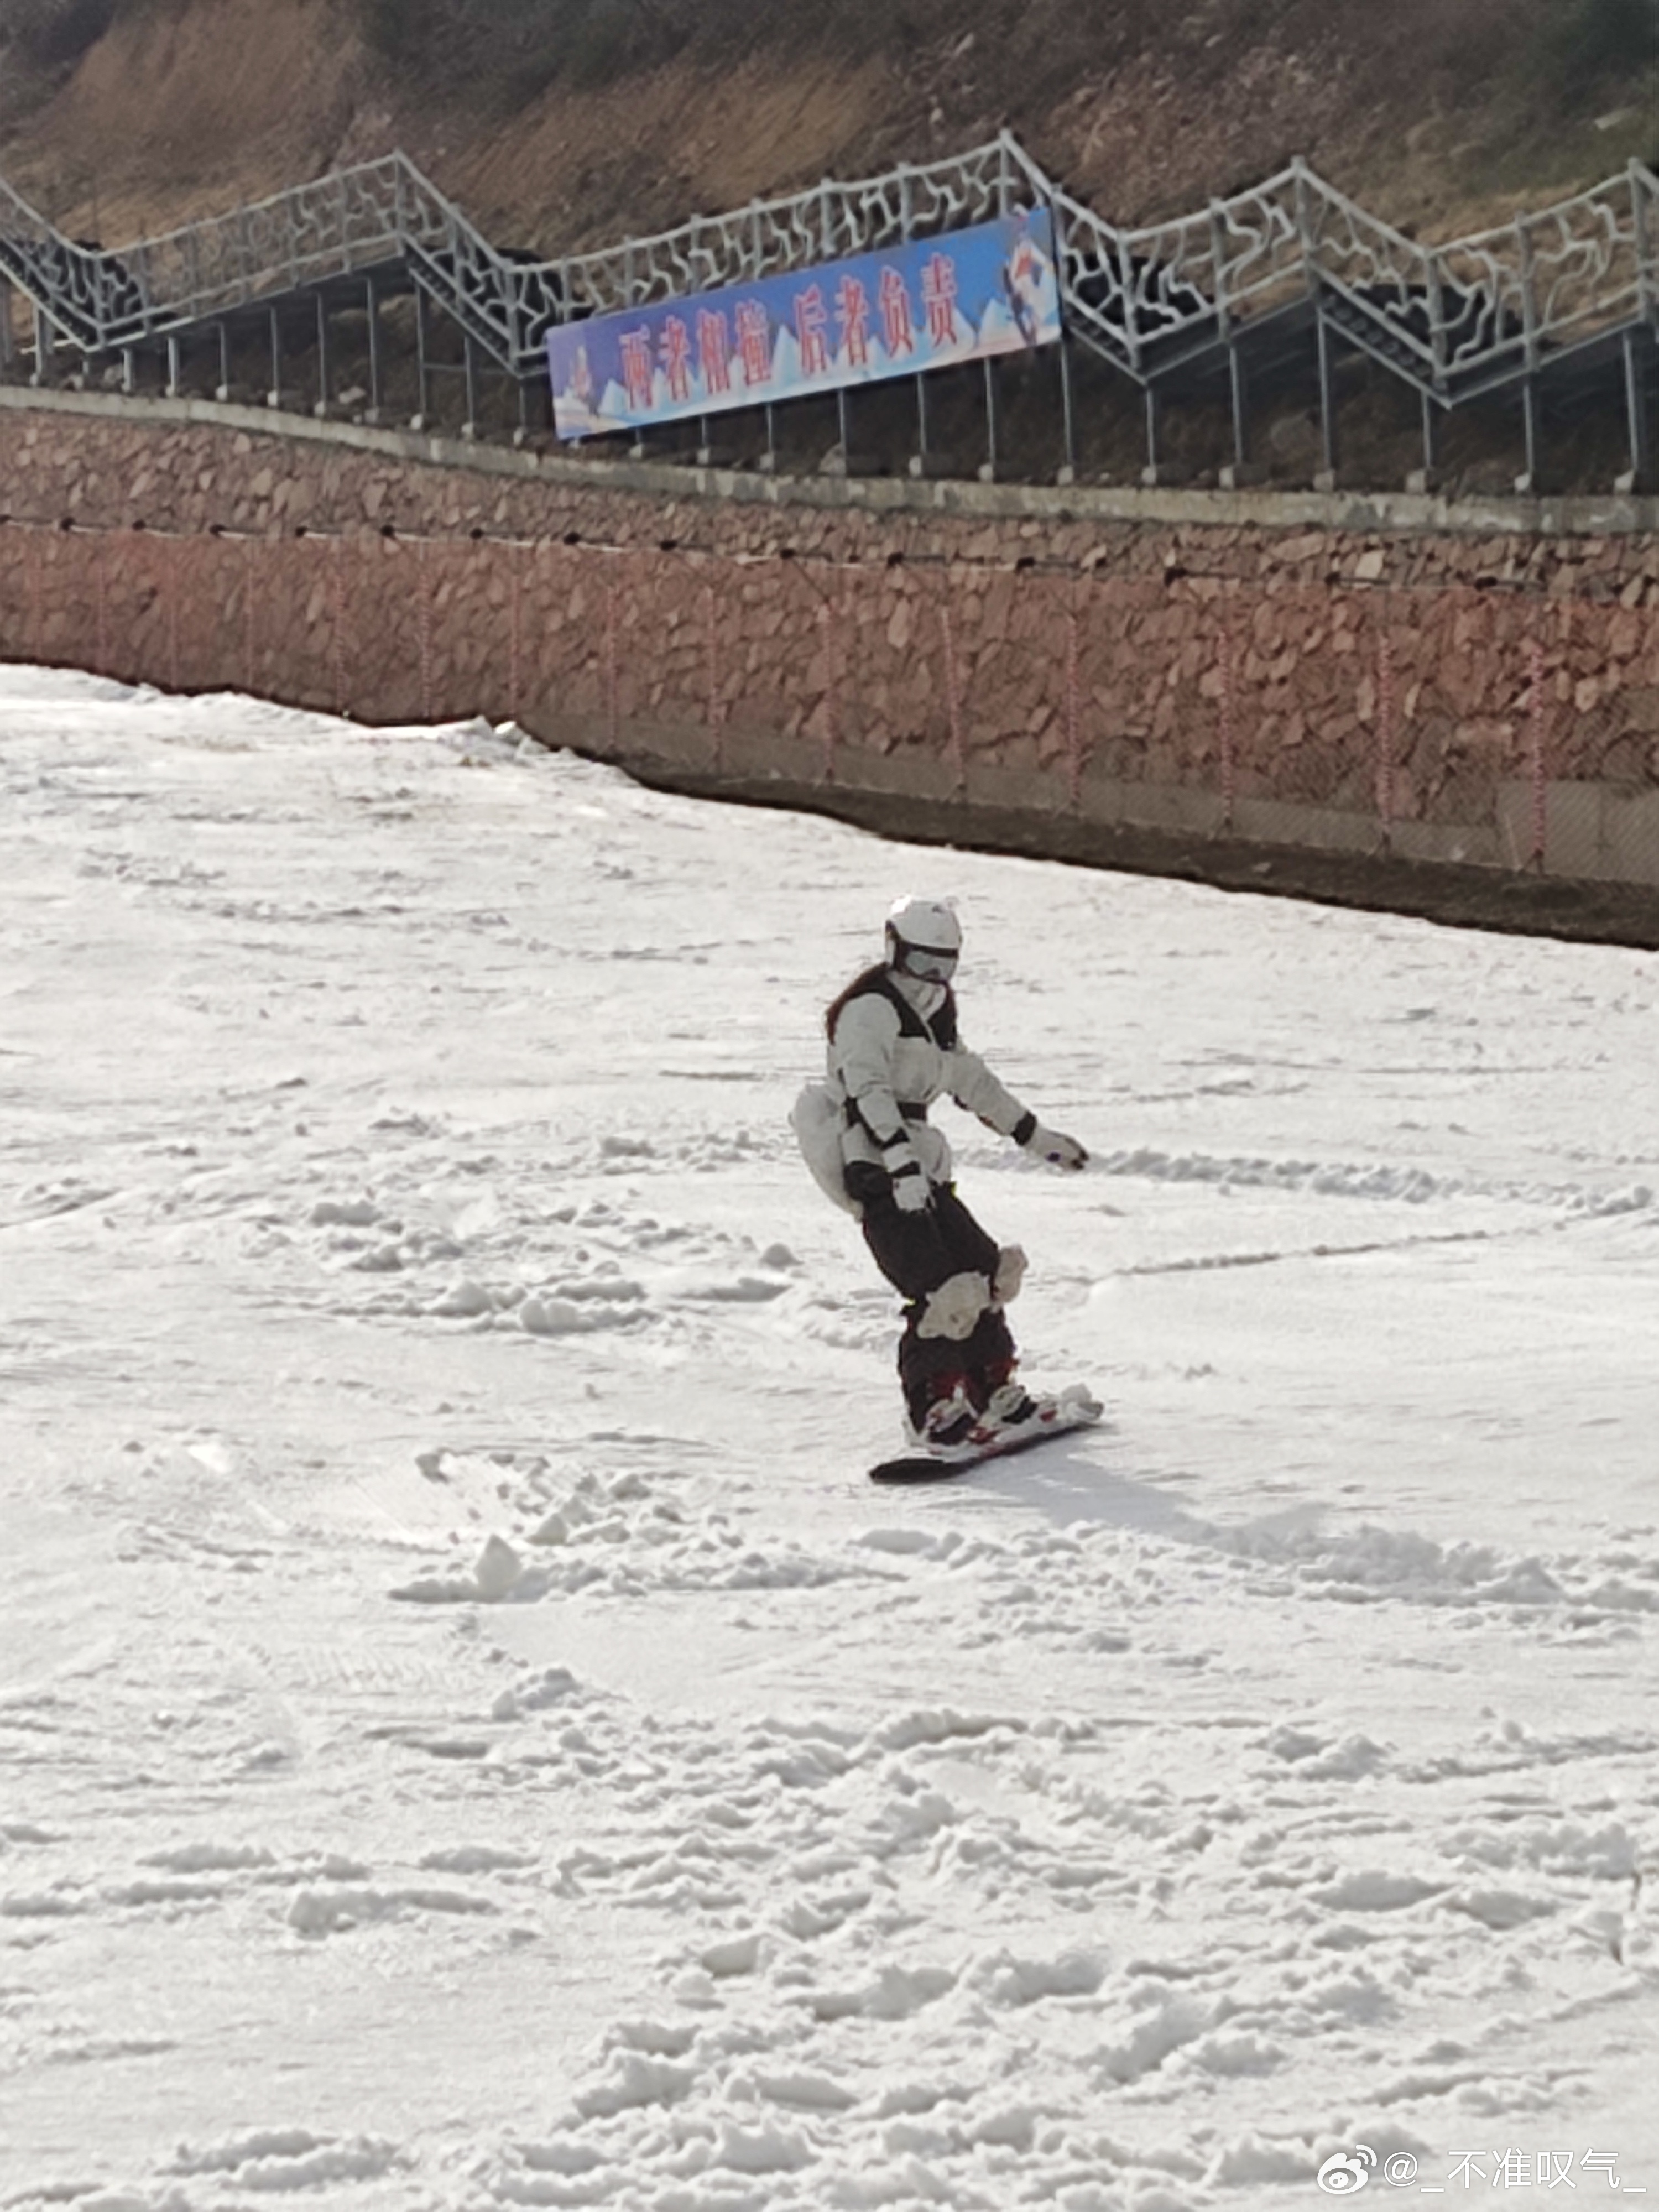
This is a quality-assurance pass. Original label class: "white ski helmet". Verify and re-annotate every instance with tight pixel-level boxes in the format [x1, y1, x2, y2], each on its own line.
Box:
[885, 895, 962, 982]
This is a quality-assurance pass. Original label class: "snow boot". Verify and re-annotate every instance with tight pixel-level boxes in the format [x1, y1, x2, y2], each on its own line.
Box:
[907, 1380, 988, 1454]
[979, 1379, 1062, 1442]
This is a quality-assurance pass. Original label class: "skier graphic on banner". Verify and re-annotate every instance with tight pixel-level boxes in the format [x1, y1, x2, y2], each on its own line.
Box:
[1000, 211, 1058, 347]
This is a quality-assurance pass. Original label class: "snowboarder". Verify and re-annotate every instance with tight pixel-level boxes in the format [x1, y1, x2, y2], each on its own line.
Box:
[799, 895, 1089, 1454]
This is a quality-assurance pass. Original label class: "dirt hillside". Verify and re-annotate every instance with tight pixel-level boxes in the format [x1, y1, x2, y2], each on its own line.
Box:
[1, 0, 1655, 255]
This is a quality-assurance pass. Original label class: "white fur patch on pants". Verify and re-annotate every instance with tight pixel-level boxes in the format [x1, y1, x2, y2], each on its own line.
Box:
[917, 1269, 990, 1341]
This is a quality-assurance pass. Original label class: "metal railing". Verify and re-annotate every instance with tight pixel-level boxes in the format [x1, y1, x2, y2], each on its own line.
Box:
[2, 131, 1656, 405]
[557, 138, 1013, 324]
[1, 158, 424, 349]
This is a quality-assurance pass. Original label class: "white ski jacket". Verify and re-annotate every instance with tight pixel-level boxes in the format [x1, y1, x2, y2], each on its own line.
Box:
[826, 969, 1034, 1191]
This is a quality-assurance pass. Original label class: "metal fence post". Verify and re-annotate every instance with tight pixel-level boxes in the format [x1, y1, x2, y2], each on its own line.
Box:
[1050, 196, 1079, 482]
[1634, 159, 1656, 326]
[1418, 389, 1439, 481]
[365, 274, 382, 420]
[1624, 327, 1653, 492]
[31, 304, 54, 386]
[1058, 331, 1078, 483]
[1292, 158, 1315, 292]
[1229, 342, 1250, 472]
[1315, 312, 1339, 483]
[315, 294, 331, 415]
[1116, 229, 1144, 383]
[1515, 215, 1542, 490]
[1208, 201, 1232, 343]
[463, 331, 480, 437]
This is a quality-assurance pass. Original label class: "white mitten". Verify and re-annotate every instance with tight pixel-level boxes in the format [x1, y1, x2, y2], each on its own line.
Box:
[917, 1270, 990, 1340]
[992, 1244, 1028, 1306]
[1024, 1123, 1088, 1172]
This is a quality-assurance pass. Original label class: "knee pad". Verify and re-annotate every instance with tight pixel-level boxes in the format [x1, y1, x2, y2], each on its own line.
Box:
[917, 1270, 990, 1342]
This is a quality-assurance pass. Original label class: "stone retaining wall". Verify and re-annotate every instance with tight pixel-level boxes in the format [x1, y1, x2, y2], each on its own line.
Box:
[2, 390, 1657, 889]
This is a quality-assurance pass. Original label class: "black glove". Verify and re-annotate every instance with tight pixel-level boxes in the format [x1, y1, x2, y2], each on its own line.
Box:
[843, 1160, 889, 1207]
[843, 1159, 932, 1212]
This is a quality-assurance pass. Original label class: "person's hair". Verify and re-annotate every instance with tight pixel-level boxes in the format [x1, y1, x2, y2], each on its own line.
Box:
[825, 963, 958, 1045]
[824, 962, 888, 1039]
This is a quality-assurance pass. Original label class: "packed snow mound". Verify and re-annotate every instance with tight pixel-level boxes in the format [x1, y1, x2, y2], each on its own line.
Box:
[2, 666, 1655, 2209]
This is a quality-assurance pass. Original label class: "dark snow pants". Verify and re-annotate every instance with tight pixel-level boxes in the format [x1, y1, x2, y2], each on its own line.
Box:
[859, 1182, 1017, 1428]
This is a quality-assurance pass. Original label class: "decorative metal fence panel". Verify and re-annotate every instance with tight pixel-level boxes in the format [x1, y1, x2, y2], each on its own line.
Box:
[3, 132, 1656, 399]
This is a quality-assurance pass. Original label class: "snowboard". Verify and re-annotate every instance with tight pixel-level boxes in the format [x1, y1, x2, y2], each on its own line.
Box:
[868, 1393, 1103, 1484]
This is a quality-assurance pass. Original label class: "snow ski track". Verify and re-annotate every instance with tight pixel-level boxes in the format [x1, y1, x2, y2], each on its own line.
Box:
[1092, 1144, 1656, 1222]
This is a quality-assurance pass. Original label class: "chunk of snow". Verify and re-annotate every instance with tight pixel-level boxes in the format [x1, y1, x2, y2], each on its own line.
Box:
[309, 1197, 379, 1227]
[572, 2051, 697, 2115]
[473, 1533, 524, 1600]
[520, 1296, 585, 1335]
[1311, 1869, 1448, 1911]
[700, 1929, 764, 1976]
[970, 1948, 1106, 2005]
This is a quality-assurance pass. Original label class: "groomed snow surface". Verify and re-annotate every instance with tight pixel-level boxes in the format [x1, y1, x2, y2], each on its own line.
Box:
[2, 665, 1656, 2212]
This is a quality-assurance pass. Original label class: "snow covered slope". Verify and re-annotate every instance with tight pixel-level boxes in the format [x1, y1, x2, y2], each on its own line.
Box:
[2, 666, 1656, 2209]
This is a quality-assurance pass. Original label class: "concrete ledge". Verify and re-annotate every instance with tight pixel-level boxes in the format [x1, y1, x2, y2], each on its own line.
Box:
[1081, 774, 1228, 839]
[518, 695, 1659, 924]
[4, 382, 1658, 540]
[1389, 817, 1504, 870]
[590, 743, 1659, 951]
[1497, 778, 1659, 886]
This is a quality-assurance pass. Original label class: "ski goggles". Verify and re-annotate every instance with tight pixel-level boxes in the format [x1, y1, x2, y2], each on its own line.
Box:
[899, 945, 959, 983]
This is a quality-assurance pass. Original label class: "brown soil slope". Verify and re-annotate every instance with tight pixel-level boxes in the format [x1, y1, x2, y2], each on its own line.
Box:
[1, 0, 1654, 258]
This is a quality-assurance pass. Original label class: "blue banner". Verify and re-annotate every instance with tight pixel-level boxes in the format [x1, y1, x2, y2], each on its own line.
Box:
[547, 208, 1060, 441]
